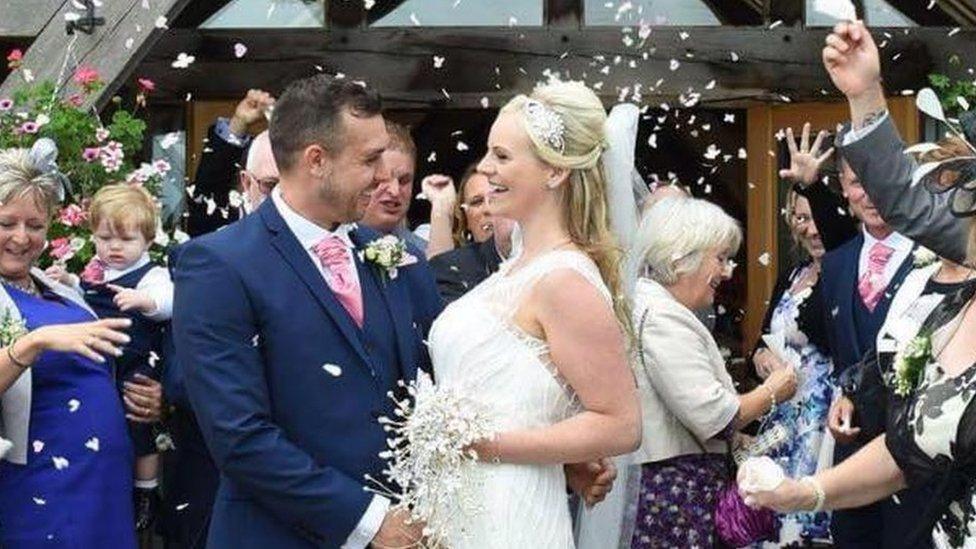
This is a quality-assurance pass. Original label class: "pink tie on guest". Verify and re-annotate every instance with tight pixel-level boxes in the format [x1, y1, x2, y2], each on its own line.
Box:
[313, 235, 364, 328]
[857, 241, 895, 312]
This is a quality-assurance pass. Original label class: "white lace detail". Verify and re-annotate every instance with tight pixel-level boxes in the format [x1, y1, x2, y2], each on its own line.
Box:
[427, 249, 611, 548]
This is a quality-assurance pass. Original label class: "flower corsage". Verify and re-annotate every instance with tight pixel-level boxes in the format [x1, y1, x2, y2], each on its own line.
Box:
[891, 333, 933, 396]
[912, 246, 938, 269]
[0, 308, 28, 347]
[360, 235, 417, 281]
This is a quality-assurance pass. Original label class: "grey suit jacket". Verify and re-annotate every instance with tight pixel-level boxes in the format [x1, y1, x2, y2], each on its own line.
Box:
[838, 116, 968, 263]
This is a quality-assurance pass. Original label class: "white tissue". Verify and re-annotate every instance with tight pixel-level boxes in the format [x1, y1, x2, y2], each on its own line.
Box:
[0, 436, 12, 460]
[737, 456, 786, 494]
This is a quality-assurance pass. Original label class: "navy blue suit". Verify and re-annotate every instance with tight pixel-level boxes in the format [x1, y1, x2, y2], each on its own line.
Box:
[173, 198, 441, 548]
[820, 234, 932, 548]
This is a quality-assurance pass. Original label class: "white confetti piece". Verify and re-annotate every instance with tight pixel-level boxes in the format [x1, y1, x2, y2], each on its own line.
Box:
[322, 364, 343, 377]
[758, 252, 771, 266]
[125, 37, 135, 49]
[154, 15, 168, 29]
[33, 497, 46, 505]
[176, 503, 190, 511]
[52, 456, 69, 470]
[704, 144, 721, 160]
[68, 399, 80, 413]
[705, 80, 716, 90]
[433, 56, 445, 69]
[647, 133, 658, 149]
[958, 96, 970, 111]
[427, 151, 437, 162]
[730, 52, 740, 62]
[456, 141, 469, 151]
[409, 12, 421, 26]
[738, 148, 747, 159]
[172, 53, 195, 69]
[234, 43, 247, 58]
[724, 113, 736, 123]
[669, 59, 680, 71]
[949, 27, 961, 37]
[480, 97, 490, 108]
[85, 437, 100, 452]
[33, 440, 44, 453]
[364, 0, 375, 9]
[769, 19, 783, 29]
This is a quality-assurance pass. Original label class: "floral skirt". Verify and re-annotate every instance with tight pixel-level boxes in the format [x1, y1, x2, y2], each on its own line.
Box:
[629, 453, 728, 549]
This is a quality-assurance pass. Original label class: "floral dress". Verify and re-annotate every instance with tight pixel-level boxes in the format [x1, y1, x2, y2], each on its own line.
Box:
[756, 277, 835, 544]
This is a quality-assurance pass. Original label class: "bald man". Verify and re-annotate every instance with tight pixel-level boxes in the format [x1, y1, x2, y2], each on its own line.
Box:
[237, 130, 279, 215]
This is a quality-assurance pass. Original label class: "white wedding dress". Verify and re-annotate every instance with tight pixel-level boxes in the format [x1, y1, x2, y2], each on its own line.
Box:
[428, 249, 612, 548]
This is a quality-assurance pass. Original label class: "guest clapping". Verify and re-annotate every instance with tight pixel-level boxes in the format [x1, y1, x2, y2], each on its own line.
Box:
[627, 196, 796, 547]
[0, 148, 139, 548]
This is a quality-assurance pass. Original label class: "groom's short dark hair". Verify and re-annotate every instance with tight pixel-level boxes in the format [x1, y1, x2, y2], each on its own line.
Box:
[269, 75, 383, 172]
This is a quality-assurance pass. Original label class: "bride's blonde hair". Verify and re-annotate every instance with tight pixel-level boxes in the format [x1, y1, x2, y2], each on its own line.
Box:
[501, 81, 631, 338]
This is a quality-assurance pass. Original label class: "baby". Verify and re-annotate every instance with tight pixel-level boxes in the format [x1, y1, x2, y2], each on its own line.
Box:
[47, 183, 173, 532]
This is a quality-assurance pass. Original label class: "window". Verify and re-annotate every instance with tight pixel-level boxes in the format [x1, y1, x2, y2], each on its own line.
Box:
[584, 0, 721, 26]
[201, 0, 324, 29]
[806, 0, 915, 27]
[368, 0, 543, 27]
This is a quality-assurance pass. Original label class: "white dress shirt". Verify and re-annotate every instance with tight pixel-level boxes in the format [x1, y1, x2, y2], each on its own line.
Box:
[270, 187, 389, 549]
[858, 227, 914, 289]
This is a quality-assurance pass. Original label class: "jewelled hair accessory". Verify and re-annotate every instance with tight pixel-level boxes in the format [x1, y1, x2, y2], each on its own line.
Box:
[524, 99, 566, 154]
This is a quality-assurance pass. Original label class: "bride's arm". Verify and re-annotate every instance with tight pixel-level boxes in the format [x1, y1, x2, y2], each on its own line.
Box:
[474, 270, 641, 465]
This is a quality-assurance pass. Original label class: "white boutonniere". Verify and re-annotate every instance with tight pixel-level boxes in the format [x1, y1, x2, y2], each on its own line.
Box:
[0, 308, 28, 347]
[359, 235, 417, 281]
[912, 246, 938, 269]
[891, 333, 932, 396]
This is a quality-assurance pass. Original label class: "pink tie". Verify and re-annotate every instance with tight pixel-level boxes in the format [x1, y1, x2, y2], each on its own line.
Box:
[313, 235, 364, 328]
[857, 241, 895, 312]
[80, 257, 106, 285]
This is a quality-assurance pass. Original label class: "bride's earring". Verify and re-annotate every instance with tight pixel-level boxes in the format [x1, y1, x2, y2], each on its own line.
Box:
[545, 179, 560, 190]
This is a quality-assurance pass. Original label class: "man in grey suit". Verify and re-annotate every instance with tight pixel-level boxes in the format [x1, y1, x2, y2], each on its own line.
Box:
[824, 20, 969, 265]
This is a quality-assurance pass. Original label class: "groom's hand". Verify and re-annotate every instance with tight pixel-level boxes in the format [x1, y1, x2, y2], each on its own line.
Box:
[823, 20, 887, 128]
[565, 458, 617, 508]
[371, 508, 423, 548]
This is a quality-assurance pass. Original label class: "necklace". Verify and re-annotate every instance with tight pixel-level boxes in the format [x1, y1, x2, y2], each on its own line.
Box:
[1, 275, 40, 297]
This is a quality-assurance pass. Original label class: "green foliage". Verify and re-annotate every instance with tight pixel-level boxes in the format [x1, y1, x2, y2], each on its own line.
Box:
[928, 73, 976, 117]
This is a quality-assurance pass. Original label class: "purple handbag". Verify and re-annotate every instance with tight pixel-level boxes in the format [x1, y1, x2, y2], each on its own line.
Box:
[714, 478, 779, 547]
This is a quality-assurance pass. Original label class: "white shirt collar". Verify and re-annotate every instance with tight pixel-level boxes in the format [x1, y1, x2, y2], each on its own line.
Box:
[105, 252, 151, 282]
[861, 226, 913, 252]
[271, 187, 355, 251]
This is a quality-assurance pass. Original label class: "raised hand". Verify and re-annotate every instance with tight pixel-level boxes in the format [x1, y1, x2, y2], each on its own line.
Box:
[779, 123, 835, 188]
[421, 174, 457, 215]
[229, 89, 275, 136]
[822, 21, 882, 100]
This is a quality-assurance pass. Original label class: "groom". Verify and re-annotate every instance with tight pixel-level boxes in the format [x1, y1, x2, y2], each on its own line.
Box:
[173, 75, 443, 548]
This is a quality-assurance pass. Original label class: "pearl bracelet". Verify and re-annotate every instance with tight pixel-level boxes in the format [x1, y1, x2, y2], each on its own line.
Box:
[800, 476, 825, 512]
[760, 384, 777, 413]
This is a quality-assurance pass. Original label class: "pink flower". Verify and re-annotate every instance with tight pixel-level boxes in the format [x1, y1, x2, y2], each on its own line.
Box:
[58, 204, 87, 227]
[66, 93, 84, 107]
[6, 49, 22, 69]
[95, 127, 110, 142]
[137, 78, 155, 93]
[82, 147, 100, 162]
[48, 237, 74, 260]
[153, 159, 171, 175]
[73, 66, 99, 85]
[80, 258, 105, 285]
[0, 98, 12, 111]
[20, 121, 38, 134]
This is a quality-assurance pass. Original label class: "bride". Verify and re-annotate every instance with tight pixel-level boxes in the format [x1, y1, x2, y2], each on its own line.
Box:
[426, 81, 641, 547]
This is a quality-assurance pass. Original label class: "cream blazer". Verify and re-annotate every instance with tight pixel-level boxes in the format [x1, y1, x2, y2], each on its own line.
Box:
[632, 278, 739, 464]
[0, 268, 97, 464]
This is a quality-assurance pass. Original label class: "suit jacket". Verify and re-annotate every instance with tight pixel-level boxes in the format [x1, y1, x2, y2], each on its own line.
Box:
[429, 238, 503, 304]
[186, 124, 246, 237]
[839, 116, 968, 264]
[173, 199, 442, 548]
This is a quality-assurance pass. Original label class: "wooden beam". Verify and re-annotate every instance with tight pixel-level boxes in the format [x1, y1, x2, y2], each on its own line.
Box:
[133, 26, 943, 107]
[700, 0, 764, 25]
[0, 0, 194, 111]
[0, 0, 65, 38]
[765, 0, 803, 26]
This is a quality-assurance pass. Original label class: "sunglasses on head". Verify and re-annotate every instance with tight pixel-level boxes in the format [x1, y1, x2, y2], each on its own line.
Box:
[917, 157, 976, 218]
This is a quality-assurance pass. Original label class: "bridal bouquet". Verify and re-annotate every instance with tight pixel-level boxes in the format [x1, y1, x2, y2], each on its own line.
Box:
[374, 374, 496, 547]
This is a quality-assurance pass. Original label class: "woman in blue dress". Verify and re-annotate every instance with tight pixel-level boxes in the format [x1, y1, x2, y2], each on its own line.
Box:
[0, 146, 139, 548]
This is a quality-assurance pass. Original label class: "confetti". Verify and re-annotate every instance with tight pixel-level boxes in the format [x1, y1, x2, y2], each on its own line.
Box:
[456, 141, 469, 151]
[409, 12, 421, 26]
[52, 456, 70, 470]
[85, 437, 100, 452]
[322, 364, 343, 377]
[433, 56, 445, 69]
[33, 497, 46, 506]
[68, 399, 80, 413]
[234, 43, 248, 58]
[758, 252, 771, 266]
[730, 52, 740, 62]
[480, 97, 490, 108]
[154, 15, 168, 29]
[33, 440, 44, 453]
[172, 53, 196, 69]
